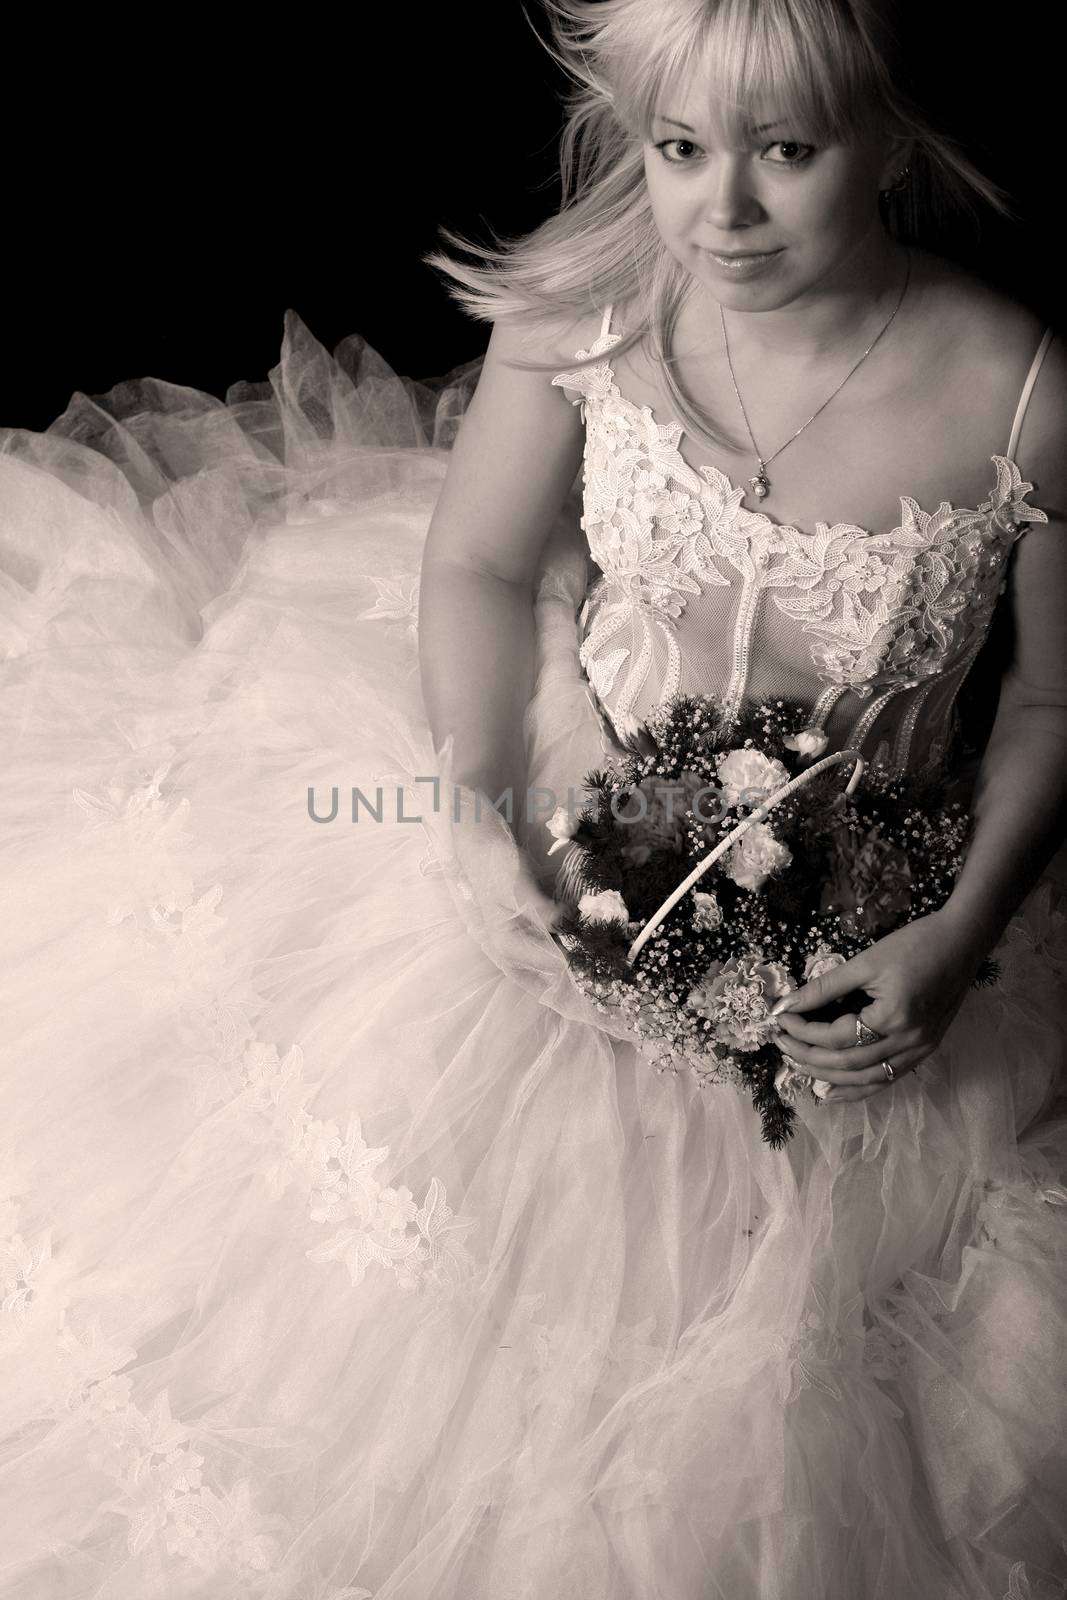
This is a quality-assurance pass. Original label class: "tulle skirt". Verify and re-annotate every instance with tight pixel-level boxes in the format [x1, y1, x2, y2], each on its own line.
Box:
[1, 311, 1065, 1600]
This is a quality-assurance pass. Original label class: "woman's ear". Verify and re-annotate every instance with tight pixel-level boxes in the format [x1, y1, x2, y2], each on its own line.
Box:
[879, 137, 915, 193]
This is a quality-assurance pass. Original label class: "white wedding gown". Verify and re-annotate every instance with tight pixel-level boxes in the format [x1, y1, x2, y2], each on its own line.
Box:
[1, 305, 1064, 1600]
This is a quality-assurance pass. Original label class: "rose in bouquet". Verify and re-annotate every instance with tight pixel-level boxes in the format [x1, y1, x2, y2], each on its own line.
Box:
[548, 695, 997, 1147]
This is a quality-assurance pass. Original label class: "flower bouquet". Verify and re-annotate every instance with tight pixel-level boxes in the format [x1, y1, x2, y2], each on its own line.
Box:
[548, 695, 997, 1147]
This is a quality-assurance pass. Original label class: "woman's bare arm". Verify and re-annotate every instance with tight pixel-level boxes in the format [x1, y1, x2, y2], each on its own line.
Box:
[937, 332, 1067, 954]
[418, 313, 588, 824]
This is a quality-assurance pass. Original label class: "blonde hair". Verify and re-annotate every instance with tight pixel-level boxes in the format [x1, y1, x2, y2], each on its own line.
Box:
[422, 0, 1011, 451]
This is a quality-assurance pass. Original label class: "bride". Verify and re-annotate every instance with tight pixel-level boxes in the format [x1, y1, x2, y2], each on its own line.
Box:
[1, 1, 1065, 1596]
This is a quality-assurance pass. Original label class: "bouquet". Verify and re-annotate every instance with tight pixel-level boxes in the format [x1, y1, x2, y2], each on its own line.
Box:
[548, 694, 997, 1147]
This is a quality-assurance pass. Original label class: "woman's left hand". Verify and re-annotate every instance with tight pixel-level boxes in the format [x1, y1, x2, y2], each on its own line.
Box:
[769, 909, 990, 1101]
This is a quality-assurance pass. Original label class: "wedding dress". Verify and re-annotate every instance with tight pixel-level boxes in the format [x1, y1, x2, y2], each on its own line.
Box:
[0, 304, 1064, 1600]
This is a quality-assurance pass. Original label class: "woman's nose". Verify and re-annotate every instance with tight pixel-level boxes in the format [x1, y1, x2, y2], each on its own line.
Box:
[703, 156, 762, 230]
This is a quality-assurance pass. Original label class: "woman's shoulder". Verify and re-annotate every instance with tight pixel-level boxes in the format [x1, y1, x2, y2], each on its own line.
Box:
[910, 250, 1064, 482]
[489, 304, 622, 370]
[511, 290, 648, 362]
[486, 301, 642, 418]
[913, 249, 1058, 376]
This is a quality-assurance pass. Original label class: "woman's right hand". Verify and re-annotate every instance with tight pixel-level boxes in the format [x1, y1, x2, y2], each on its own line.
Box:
[515, 858, 568, 936]
[441, 788, 568, 938]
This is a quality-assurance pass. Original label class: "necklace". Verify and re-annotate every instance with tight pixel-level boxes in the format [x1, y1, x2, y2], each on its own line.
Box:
[719, 249, 912, 502]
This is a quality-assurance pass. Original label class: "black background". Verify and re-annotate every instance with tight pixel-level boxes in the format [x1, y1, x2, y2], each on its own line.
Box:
[4, 6, 1061, 434]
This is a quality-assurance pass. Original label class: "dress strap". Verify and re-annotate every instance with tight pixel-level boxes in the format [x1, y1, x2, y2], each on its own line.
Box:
[1007, 326, 1055, 458]
[599, 303, 614, 342]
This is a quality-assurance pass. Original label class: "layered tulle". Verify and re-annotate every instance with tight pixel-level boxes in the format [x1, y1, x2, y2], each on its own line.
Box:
[1, 311, 1065, 1600]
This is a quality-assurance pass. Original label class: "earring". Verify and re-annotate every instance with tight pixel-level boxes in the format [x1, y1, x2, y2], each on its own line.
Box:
[882, 164, 911, 195]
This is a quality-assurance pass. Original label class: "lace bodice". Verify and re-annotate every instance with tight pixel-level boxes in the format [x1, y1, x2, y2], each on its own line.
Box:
[551, 310, 1054, 776]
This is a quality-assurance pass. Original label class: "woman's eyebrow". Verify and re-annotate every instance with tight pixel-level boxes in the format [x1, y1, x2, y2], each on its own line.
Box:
[652, 114, 788, 134]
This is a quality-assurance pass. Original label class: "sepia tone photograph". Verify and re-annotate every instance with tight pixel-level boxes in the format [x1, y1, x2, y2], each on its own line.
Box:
[2, 4, 1065, 1596]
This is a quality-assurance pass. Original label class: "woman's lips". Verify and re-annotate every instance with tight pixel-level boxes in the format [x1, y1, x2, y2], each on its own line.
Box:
[703, 248, 785, 278]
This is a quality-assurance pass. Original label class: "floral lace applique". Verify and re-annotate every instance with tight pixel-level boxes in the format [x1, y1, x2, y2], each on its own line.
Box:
[493, 1294, 669, 1506]
[72, 763, 226, 992]
[554, 340, 775, 721]
[552, 349, 1049, 729]
[975, 1169, 1067, 1247]
[766, 461, 1047, 697]
[73, 769, 479, 1300]
[0, 1185, 292, 1579]
[500, 1295, 662, 1410]
[862, 1302, 929, 1380]
[225, 1038, 479, 1295]
[771, 1282, 859, 1405]
[82, 1382, 292, 1574]
[1004, 1562, 1044, 1600]
[994, 879, 1067, 991]
[0, 1216, 53, 1345]
[17, 758, 484, 1586]
[418, 844, 445, 877]
[357, 571, 420, 635]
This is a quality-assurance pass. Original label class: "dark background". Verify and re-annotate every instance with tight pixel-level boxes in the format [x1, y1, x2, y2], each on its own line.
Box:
[4, 7, 1061, 434]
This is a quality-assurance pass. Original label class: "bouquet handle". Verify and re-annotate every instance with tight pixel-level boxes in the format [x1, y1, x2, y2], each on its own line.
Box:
[626, 749, 866, 967]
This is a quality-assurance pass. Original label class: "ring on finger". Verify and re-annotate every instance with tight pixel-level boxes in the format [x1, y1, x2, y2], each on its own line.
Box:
[856, 1017, 882, 1047]
[881, 1059, 895, 1083]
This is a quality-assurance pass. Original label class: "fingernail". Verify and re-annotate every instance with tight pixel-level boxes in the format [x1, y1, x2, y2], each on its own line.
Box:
[770, 998, 791, 1017]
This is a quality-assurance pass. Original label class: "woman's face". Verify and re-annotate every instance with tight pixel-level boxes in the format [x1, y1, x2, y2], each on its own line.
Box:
[642, 83, 902, 312]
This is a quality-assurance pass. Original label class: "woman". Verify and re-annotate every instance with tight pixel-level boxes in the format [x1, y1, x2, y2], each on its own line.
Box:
[0, 1, 1064, 1596]
[418, 0, 1067, 1590]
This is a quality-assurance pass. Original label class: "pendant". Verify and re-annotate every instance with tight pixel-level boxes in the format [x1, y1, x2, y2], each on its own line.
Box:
[749, 471, 770, 500]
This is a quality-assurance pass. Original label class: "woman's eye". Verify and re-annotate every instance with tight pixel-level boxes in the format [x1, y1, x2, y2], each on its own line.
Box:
[653, 137, 815, 169]
[653, 139, 703, 165]
[762, 140, 816, 166]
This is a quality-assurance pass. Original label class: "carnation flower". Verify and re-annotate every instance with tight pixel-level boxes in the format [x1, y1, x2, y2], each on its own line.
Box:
[686, 952, 793, 1052]
[783, 726, 829, 761]
[691, 890, 722, 931]
[617, 776, 690, 859]
[545, 804, 580, 856]
[725, 821, 793, 892]
[775, 1059, 831, 1105]
[715, 748, 791, 811]
[853, 836, 913, 930]
[821, 823, 913, 936]
[578, 889, 631, 926]
[773, 1062, 807, 1105]
[620, 839, 654, 868]
[802, 942, 847, 981]
[621, 766, 724, 864]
